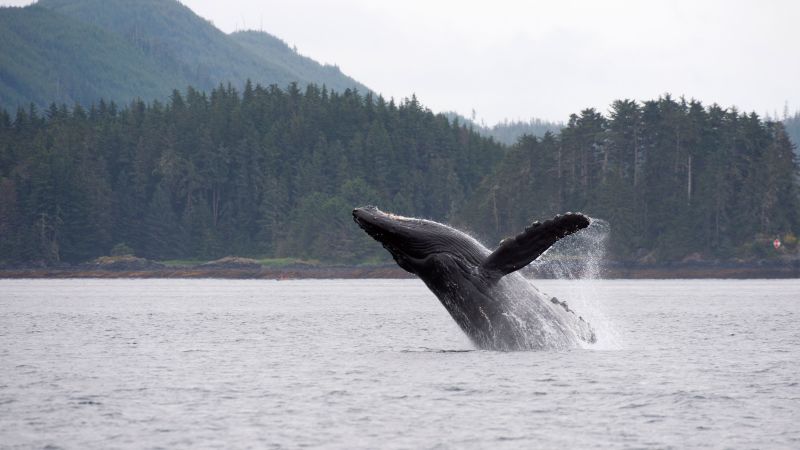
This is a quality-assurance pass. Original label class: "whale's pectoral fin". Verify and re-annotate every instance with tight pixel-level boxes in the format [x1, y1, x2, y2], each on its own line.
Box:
[480, 213, 590, 279]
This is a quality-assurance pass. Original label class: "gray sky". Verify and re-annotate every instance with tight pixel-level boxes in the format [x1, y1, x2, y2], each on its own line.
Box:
[4, 0, 799, 123]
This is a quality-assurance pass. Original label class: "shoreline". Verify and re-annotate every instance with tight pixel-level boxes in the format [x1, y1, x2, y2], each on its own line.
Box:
[1, 261, 799, 279]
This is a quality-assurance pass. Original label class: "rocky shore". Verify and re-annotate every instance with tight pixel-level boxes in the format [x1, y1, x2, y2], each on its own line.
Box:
[1, 256, 799, 279]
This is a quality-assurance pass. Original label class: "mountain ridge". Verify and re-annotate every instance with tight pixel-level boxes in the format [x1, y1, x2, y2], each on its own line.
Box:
[0, 0, 368, 111]
[0, 5, 191, 109]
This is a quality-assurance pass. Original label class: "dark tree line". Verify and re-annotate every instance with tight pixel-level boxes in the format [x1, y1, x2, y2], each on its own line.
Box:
[0, 82, 502, 264]
[2, 89, 797, 265]
[458, 96, 800, 261]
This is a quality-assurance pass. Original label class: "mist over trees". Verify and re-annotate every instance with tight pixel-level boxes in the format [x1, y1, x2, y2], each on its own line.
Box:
[483, 119, 565, 146]
[784, 111, 800, 156]
[442, 112, 563, 145]
[458, 96, 800, 261]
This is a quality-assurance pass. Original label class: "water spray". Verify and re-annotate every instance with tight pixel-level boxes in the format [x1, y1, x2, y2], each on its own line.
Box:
[527, 218, 622, 349]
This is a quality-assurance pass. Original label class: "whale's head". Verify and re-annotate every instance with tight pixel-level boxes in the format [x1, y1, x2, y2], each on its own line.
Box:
[353, 206, 487, 275]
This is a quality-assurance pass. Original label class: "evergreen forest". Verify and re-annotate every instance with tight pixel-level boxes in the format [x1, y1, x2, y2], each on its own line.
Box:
[0, 83, 501, 264]
[458, 96, 799, 261]
[0, 86, 797, 266]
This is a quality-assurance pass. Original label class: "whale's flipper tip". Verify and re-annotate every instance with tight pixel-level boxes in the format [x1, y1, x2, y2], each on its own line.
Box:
[481, 212, 590, 278]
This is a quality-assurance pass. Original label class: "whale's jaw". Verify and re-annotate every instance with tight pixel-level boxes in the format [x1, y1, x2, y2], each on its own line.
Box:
[353, 206, 483, 274]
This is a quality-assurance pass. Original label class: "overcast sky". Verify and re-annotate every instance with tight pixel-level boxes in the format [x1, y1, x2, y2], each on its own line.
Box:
[4, 0, 799, 124]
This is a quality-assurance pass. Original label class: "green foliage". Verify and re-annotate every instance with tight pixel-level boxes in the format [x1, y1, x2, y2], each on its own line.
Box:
[110, 243, 134, 256]
[0, 84, 502, 263]
[459, 96, 800, 262]
[2, 83, 796, 265]
[0, 0, 368, 112]
[0, 5, 187, 111]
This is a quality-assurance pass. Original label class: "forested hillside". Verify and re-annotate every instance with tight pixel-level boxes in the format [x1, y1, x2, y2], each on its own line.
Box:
[1, 86, 796, 265]
[0, 0, 367, 112]
[0, 6, 190, 109]
[229, 31, 358, 91]
[457, 96, 800, 262]
[0, 83, 502, 264]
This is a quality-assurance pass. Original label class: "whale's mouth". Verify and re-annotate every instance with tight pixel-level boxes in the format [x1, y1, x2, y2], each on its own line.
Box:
[352, 206, 385, 239]
[353, 206, 401, 254]
[352, 206, 433, 272]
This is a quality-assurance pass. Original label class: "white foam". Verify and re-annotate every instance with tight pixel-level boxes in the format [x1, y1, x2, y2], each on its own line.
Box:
[531, 219, 623, 350]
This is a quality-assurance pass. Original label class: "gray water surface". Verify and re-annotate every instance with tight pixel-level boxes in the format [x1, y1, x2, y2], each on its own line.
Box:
[1, 279, 799, 448]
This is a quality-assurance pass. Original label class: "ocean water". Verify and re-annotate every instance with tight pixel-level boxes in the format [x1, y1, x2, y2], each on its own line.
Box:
[1, 278, 798, 448]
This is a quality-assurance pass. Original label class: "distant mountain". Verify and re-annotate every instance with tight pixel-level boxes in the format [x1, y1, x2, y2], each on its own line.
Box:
[484, 118, 564, 145]
[0, 0, 368, 111]
[442, 111, 563, 146]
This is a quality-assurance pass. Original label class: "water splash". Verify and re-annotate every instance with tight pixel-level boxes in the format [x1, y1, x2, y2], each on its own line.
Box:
[526, 218, 623, 349]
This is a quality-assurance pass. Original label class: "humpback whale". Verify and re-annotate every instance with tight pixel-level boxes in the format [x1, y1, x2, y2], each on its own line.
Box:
[353, 206, 595, 351]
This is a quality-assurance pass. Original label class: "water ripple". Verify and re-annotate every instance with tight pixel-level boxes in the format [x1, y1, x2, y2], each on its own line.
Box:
[0, 278, 798, 448]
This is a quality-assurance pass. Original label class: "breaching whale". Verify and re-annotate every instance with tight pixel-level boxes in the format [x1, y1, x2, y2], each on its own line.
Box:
[353, 206, 596, 351]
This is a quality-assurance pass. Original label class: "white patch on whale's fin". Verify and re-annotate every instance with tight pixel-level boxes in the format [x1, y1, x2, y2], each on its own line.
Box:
[481, 213, 590, 279]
